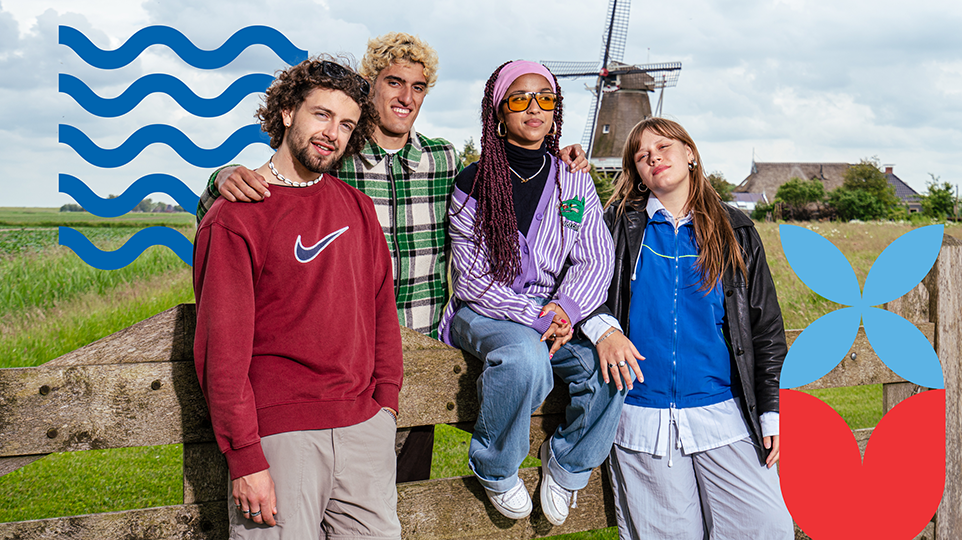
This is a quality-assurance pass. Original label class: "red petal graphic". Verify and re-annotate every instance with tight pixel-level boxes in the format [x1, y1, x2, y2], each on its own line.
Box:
[781, 389, 944, 539]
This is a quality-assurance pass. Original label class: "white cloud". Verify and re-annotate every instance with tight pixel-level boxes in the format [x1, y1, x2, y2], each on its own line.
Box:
[1, 0, 962, 206]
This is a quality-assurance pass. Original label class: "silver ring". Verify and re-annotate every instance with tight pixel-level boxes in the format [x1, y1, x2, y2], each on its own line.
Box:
[250, 510, 262, 517]
[608, 363, 616, 368]
[617, 360, 627, 367]
[235, 504, 242, 509]
[241, 509, 250, 514]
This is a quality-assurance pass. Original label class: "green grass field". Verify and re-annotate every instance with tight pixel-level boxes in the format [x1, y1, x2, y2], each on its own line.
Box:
[0, 209, 197, 522]
[0, 211, 196, 368]
[0, 209, 954, 533]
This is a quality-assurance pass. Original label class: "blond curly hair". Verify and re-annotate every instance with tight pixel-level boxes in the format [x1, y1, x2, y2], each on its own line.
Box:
[359, 32, 439, 91]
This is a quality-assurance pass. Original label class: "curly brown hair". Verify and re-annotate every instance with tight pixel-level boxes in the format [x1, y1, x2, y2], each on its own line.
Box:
[255, 55, 377, 168]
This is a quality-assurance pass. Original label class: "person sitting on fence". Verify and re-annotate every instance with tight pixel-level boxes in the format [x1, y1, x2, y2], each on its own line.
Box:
[192, 56, 403, 539]
[579, 117, 794, 539]
[437, 60, 626, 526]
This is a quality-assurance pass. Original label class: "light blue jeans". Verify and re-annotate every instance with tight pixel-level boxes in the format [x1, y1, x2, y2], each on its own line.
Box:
[450, 306, 627, 493]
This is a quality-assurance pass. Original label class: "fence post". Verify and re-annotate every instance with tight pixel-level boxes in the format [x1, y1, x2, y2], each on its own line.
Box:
[932, 236, 962, 539]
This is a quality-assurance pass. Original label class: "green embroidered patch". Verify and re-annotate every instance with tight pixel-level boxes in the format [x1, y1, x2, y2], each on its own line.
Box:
[560, 197, 585, 223]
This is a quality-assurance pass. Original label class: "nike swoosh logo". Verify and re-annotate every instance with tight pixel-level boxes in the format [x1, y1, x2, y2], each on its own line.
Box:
[294, 226, 349, 263]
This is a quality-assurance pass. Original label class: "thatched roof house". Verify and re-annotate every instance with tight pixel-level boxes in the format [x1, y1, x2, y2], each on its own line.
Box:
[734, 162, 851, 202]
[734, 161, 921, 212]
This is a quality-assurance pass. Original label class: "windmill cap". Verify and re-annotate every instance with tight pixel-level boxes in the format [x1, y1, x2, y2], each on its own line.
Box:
[494, 61, 557, 106]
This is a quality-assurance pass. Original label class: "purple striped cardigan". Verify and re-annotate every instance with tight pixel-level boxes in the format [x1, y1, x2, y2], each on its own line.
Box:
[439, 157, 614, 345]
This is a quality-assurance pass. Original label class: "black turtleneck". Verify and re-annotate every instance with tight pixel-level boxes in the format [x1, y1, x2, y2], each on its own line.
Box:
[454, 142, 551, 236]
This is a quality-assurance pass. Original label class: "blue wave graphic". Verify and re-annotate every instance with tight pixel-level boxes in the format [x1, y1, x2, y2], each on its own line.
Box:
[59, 226, 193, 269]
[59, 25, 308, 69]
[60, 73, 274, 118]
[60, 124, 270, 168]
[60, 174, 200, 217]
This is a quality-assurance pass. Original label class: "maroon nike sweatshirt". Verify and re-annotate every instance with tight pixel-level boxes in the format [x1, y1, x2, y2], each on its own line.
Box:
[193, 174, 402, 479]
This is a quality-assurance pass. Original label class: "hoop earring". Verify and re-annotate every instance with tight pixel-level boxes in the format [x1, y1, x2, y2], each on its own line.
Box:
[548, 121, 557, 137]
[496, 121, 507, 138]
[688, 160, 698, 171]
[636, 180, 649, 194]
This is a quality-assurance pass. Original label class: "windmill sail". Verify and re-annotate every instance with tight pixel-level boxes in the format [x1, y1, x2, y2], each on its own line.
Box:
[600, 0, 630, 65]
[541, 61, 601, 78]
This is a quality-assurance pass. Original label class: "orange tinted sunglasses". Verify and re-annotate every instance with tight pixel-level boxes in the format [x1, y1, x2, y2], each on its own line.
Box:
[501, 91, 558, 112]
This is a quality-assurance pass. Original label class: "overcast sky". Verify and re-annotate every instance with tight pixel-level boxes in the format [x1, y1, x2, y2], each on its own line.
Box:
[1, 0, 960, 207]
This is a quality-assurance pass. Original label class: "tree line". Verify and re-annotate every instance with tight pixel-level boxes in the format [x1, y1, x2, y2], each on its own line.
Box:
[60, 196, 188, 213]
[750, 158, 956, 222]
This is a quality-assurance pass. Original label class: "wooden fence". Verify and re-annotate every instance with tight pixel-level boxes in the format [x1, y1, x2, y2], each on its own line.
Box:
[1, 236, 959, 539]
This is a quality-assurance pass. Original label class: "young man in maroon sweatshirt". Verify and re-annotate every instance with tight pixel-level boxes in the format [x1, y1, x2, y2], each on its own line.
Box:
[192, 57, 403, 539]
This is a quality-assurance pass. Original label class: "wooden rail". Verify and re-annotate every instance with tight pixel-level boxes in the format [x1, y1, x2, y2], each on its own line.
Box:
[1, 236, 959, 540]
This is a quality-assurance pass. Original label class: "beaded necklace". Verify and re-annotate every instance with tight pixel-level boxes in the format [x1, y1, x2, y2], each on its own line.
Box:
[268, 155, 322, 187]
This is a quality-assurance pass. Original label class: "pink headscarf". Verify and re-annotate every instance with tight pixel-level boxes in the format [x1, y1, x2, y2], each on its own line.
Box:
[493, 61, 557, 107]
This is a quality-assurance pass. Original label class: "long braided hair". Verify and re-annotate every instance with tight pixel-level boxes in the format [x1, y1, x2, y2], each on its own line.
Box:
[463, 61, 564, 284]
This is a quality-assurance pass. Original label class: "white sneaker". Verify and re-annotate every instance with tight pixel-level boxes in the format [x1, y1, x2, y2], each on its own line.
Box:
[485, 477, 532, 519]
[540, 441, 577, 525]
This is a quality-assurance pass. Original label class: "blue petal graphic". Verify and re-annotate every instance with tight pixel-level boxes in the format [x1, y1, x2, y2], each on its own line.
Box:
[862, 307, 944, 389]
[780, 225, 861, 306]
[59, 124, 270, 168]
[59, 25, 308, 69]
[59, 226, 193, 269]
[862, 225, 944, 306]
[60, 73, 274, 118]
[60, 174, 200, 218]
[780, 307, 862, 388]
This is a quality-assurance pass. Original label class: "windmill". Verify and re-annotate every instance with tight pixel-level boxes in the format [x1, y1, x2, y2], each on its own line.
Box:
[542, 0, 682, 173]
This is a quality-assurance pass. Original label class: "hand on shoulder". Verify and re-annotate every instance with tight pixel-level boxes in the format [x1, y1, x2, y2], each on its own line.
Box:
[217, 166, 271, 203]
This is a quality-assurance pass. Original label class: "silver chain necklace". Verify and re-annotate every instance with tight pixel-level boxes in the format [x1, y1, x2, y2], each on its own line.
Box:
[269, 155, 322, 187]
[508, 155, 547, 183]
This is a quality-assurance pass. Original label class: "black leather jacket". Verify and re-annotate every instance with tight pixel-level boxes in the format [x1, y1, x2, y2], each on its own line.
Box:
[585, 198, 787, 461]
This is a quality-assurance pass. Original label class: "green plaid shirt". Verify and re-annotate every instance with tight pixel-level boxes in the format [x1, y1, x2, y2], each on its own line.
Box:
[196, 131, 461, 338]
